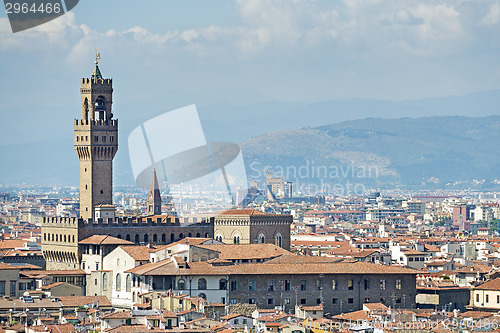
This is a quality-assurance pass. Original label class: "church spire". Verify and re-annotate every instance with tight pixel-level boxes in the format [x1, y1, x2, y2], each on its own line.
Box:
[147, 168, 162, 216]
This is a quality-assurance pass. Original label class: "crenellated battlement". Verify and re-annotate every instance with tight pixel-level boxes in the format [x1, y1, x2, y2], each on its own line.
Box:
[74, 119, 118, 128]
[42, 216, 83, 227]
[41, 215, 215, 228]
[81, 77, 112, 86]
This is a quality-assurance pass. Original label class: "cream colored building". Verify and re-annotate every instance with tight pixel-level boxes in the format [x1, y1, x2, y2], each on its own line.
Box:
[469, 277, 500, 311]
[214, 209, 291, 250]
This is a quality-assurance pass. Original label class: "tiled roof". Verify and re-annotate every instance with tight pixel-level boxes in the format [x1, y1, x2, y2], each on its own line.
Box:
[196, 244, 290, 260]
[119, 245, 153, 261]
[79, 235, 133, 245]
[127, 257, 418, 276]
[217, 209, 271, 216]
[474, 278, 500, 291]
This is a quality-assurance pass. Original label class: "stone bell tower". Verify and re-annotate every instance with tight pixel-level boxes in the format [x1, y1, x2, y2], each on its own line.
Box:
[74, 54, 118, 220]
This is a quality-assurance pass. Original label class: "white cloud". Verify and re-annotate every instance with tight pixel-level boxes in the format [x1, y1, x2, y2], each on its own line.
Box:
[481, 1, 500, 25]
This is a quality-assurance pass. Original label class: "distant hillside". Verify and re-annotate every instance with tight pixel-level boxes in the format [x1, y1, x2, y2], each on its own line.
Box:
[240, 116, 500, 191]
[1, 89, 500, 186]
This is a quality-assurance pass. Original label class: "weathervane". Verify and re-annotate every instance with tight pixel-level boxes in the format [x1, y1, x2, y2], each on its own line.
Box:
[95, 48, 101, 64]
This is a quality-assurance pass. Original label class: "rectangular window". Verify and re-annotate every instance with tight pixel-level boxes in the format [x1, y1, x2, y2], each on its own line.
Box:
[284, 280, 291, 291]
[234, 319, 239, 325]
[231, 281, 237, 291]
[348, 280, 353, 290]
[284, 298, 290, 304]
[396, 298, 401, 304]
[248, 280, 255, 291]
[332, 279, 337, 290]
[0, 281, 5, 296]
[248, 298, 255, 304]
[364, 297, 370, 303]
[95, 136, 98, 141]
[231, 299, 237, 304]
[364, 279, 370, 290]
[300, 298, 306, 304]
[10, 281, 15, 297]
[243, 319, 247, 325]
[316, 298, 321, 304]
[409, 257, 414, 261]
[102, 136, 106, 142]
[268, 280, 274, 291]
[477, 294, 480, 302]
[486, 295, 489, 303]
[497, 295, 499, 304]
[396, 279, 402, 290]
[268, 298, 274, 305]
[380, 279, 386, 290]
[301, 280, 307, 291]
[332, 298, 337, 304]
[348, 298, 354, 304]
[380, 297, 386, 304]
[76, 276, 84, 286]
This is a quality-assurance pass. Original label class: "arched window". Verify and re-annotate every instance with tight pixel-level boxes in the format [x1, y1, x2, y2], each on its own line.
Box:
[56, 234, 58, 242]
[196, 233, 201, 238]
[43, 234, 46, 241]
[135, 234, 140, 243]
[258, 233, 265, 243]
[170, 234, 175, 242]
[215, 234, 223, 242]
[126, 234, 131, 241]
[133, 276, 137, 287]
[162, 234, 166, 243]
[116, 234, 121, 239]
[178, 279, 185, 290]
[103, 273, 108, 290]
[219, 279, 227, 290]
[198, 278, 207, 290]
[233, 235, 240, 244]
[275, 233, 282, 248]
[126, 274, 131, 292]
[188, 233, 192, 237]
[153, 234, 158, 243]
[179, 233, 184, 240]
[72, 235, 75, 243]
[116, 273, 121, 291]
[144, 234, 149, 243]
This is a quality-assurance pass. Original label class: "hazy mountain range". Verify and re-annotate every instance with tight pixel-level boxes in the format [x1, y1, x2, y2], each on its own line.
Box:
[1, 90, 499, 189]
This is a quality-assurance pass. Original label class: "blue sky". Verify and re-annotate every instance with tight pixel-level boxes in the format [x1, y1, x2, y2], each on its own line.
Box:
[1, 0, 500, 185]
[1, 0, 500, 144]
[2, 0, 500, 102]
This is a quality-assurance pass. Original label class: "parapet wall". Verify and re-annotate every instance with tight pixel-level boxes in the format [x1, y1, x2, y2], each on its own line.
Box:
[42, 216, 214, 228]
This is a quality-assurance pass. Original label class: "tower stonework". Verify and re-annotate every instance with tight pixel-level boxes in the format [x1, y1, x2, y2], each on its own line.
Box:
[75, 62, 118, 220]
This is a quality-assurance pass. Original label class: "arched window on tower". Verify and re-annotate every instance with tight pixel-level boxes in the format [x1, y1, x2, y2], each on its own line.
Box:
[95, 96, 106, 120]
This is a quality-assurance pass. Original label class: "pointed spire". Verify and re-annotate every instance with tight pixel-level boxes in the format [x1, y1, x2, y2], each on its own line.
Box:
[147, 168, 162, 216]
